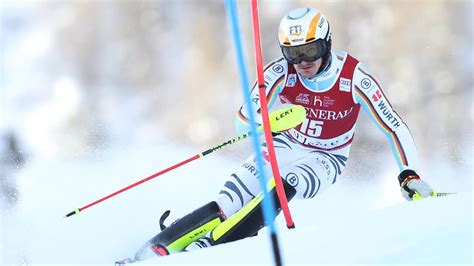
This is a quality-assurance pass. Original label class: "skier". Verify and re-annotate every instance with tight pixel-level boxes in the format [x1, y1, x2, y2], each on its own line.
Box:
[123, 7, 435, 263]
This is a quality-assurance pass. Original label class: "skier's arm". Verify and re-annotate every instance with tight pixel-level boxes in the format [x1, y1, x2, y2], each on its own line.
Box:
[235, 59, 287, 134]
[352, 63, 418, 172]
[352, 64, 433, 200]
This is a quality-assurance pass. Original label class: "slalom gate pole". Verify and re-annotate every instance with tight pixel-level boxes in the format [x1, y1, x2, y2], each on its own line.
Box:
[250, 0, 295, 229]
[64, 105, 306, 218]
[225, 0, 282, 265]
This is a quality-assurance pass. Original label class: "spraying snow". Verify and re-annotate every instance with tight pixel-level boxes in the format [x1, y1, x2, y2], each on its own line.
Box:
[1, 141, 471, 265]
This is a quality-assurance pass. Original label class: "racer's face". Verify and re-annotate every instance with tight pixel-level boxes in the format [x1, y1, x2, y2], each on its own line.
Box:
[294, 58, 322, 78]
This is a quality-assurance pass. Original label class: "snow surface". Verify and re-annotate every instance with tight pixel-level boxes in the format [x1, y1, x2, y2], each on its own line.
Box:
[1, 139, 472, 265]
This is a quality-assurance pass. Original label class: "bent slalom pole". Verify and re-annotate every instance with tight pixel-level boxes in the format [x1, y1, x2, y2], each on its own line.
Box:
[64, 105, 306, 218]
[250, 0, 295, 229]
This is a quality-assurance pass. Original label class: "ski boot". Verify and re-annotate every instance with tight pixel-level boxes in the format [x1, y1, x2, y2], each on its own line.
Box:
[184, 178, 296, 250]
[134, 201, 225, 260]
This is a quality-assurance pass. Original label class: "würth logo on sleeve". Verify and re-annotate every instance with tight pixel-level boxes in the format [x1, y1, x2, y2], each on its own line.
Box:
[339, 78, 351, 92]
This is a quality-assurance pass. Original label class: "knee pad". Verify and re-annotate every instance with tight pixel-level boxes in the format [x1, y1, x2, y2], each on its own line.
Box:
[134, 201, 225, 260]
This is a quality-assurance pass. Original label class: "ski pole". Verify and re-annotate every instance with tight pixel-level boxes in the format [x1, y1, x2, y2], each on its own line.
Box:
[433, 192, 457, 197]
[64, 105, 306, 218]
[412, 191, 457, 201]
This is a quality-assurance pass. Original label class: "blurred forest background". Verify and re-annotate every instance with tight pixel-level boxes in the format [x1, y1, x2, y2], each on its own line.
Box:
[1, 0, 472, 206]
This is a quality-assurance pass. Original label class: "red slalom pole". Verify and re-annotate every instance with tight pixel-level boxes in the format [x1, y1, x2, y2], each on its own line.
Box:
[250, 0, 295, 229]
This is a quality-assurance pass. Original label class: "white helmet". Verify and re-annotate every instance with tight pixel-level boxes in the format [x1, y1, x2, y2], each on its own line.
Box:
[278, 7, 332, 64]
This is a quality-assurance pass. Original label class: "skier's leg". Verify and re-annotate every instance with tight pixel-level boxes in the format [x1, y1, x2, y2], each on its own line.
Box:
[210, 152, 339, 244]
[132, 144, 280, 260]
[187, 149, 343, 248]
[183, 178, 295, 252]
[216, 153, 271, 218]
[136, 135, 345, 258]
[134, 201, 225, 260]
[211, 178, 296, 245]
[215, 134, 325, 218]
[280, 150, 342, 199]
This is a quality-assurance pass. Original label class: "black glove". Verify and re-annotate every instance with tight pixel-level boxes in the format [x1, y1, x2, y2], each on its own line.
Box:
[398, 170, 434, 201]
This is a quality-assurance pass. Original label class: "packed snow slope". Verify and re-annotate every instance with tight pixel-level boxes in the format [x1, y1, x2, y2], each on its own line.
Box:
[152, 192, 472, 265]
[1, 142, 472, 265]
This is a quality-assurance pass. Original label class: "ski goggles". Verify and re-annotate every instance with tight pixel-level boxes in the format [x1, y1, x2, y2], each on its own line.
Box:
[281, 40, 327, 65]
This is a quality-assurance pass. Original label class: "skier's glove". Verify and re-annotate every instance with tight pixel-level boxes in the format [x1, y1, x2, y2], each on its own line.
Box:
[398, 170, 434, 201]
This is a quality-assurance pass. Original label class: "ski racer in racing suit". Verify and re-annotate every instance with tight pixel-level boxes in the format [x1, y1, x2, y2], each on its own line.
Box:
[127, 7, 435, 262]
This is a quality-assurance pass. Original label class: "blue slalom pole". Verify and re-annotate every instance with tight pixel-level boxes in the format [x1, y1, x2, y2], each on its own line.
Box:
[225, 0, 282, 265]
